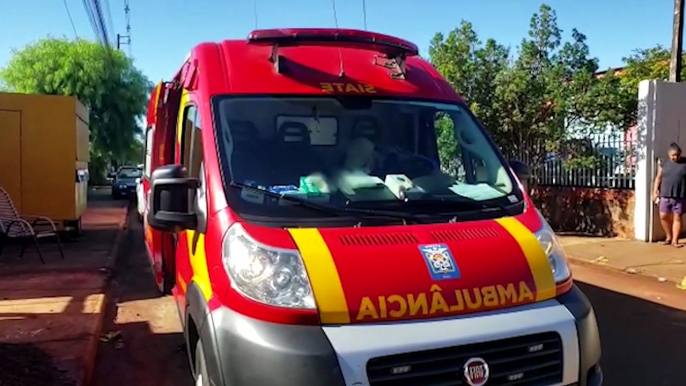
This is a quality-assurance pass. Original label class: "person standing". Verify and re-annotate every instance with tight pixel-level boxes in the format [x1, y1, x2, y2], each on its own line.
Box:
[653, 142, 686, 247]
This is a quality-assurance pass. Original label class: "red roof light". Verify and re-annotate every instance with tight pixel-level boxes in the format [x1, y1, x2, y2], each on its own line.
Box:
[246, 28, 419, 58]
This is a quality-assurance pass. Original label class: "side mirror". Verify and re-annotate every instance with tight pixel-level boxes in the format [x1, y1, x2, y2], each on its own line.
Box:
[509, 160, 532, 193]
[147, 164, 199, 233]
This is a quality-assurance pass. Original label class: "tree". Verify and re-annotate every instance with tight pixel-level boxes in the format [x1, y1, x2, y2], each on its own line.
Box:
[429, 21, 510, 144]
[429, 4, 628, 171]
[607, 46, 686, 127]
[0, 37, 152, 182]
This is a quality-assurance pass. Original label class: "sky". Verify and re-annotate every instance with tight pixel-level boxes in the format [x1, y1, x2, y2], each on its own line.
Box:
[0, 0, 682, 84]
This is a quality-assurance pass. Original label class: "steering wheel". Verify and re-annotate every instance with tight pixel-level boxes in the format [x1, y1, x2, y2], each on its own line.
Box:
[393, 154, 437, 179]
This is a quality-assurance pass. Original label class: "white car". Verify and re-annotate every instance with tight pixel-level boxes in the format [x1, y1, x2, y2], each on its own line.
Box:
[135, 177, 145, 222]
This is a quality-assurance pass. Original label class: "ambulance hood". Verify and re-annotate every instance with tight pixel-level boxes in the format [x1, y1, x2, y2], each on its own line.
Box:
[288, 212, 557, 325]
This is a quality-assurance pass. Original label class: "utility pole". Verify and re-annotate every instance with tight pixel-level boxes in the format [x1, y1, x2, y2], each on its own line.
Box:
[116, 0, 132, 55]
[116, 33, 130, 50]
[670, 0, 685, 82]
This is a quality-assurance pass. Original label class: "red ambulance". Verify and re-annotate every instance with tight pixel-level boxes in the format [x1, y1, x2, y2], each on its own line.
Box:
[141, 28, 602, 386]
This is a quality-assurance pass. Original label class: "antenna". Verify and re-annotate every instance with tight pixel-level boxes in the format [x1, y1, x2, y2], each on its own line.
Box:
[362, 0, 368, 30]
[253, 0, 258, 29]
[331, 0, 339, 28]
[331, 0, 345, 77]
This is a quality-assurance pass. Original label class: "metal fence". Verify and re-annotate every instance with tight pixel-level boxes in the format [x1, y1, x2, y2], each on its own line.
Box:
[504, 132, 637, 190]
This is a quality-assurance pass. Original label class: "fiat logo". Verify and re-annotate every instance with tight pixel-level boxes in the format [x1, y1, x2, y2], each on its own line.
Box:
[463, 357, 490, 386]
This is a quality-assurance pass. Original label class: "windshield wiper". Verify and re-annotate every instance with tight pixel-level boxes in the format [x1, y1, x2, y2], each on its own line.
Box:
[403, 195, 515, 217]
[229, 182, 424, 225]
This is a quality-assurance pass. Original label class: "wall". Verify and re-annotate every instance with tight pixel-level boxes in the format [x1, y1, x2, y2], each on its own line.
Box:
[533, 186, 635, 238]
[634, 80, 686, 241]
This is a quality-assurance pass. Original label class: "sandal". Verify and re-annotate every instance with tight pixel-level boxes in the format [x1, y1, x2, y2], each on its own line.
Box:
[662, 239, 672, 245]
[672, 243, 684, 248]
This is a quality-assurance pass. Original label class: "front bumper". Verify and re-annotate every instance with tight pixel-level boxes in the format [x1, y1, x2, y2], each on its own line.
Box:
[113, 184, 136, 196]
[201, 284, 601, 386]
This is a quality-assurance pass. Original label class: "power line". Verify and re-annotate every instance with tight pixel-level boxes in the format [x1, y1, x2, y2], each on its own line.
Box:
[82, 0, 117, 76]
[82, 0, 113, 47]
[103, 0, 115, 42]
[82, 0, 102, 44]
[93, 0, 111, 45]
[63, 0, 79, 38]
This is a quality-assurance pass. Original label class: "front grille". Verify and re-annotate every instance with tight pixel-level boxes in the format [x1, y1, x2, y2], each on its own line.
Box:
[366, 332, 563, 386]
[430, 226, 505, 243]
[338, 232, 419, 246]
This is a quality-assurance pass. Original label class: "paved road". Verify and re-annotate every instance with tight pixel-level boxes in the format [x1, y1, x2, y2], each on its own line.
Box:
[573, 264, 686, 386]
[92, 208, 686, 385]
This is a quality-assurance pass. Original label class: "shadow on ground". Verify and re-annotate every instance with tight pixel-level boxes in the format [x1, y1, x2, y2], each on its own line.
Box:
[93, 202, 191, 386]
[0, 188, 128, 386]
[578, 282, 686, 386]
[0, 187, 128, 270]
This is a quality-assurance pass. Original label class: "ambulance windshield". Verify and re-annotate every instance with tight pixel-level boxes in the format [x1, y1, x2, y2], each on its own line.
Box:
[214, 96, 523, 222]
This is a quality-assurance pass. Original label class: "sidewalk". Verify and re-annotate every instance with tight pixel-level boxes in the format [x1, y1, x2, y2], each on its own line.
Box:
[559, 235, 686, 287]
[0, 187, 129, 386]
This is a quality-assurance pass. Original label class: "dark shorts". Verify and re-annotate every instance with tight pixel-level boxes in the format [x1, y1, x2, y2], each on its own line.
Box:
[659, 197, 686, 215]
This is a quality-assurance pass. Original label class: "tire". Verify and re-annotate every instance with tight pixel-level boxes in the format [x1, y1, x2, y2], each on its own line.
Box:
[194, 340, 210, 386]
[67, 218, 83, 239]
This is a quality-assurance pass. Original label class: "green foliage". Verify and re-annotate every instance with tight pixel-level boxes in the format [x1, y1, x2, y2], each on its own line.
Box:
[0, 37, 152, 182]
[620, 46, 676, 90]
[123, 137, 145, 166]
[429, 4, 630, 170]
[434, 113, 461, 174]
[429, 21, 510, 149]
[607, 47, 686, 127]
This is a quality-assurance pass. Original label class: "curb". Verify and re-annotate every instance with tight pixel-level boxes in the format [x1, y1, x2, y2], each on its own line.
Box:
[567, 255, 680, 285]
[81, 293, 109, 386]
[80, 202, 132, 386]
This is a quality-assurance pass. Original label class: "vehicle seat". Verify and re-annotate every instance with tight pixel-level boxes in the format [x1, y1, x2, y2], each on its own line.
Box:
[339, 116, 381, 171]
[475, 164, 489, 183]
[227, 120, 271, 184]
[352, 116, 380, 143]
[343, 137, 375, 173]
[271, 122, 321, 185]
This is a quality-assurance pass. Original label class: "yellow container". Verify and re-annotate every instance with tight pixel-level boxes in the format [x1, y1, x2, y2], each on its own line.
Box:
[0, 92, 90, 233]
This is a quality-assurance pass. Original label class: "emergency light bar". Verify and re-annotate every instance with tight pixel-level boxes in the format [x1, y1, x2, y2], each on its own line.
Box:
[246, 28, 419, 58]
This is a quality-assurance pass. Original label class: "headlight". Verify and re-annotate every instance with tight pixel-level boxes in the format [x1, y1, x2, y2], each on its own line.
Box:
[533, 210, 571, 283]
[222, 223, 316, 309]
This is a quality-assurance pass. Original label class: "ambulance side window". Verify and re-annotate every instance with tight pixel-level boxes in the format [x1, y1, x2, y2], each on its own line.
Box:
[180, 105, 196, 169]
[187, 106, 207, 233]
[188, 109, 203, 180]
[144, 126, 153, 178]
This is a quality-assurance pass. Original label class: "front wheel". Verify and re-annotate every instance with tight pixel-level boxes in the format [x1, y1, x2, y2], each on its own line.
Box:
[194, 340, 210, 386]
